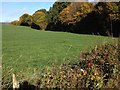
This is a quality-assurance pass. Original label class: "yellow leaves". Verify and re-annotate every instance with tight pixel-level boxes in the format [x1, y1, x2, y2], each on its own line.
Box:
[63, 8, 69, 13]
[96, 76, 101, 81]
[109, 13, 120, 21]
[11, 20, 20, 26]
[83, 70, 87, 76]
[91, 75, 95, 80]
[35, 11, 45, 15]
[59, 2, 93, 25]
[94, 70, 99, 76]
[76, 12, 81, 16]
[96, 2, 119, 15]
[32, 11, 48, 30]
[80, 69, 87, 76]
[91, 68, 102, 81]
[96, 80, 103, 89]
[91, 75, 101, 81]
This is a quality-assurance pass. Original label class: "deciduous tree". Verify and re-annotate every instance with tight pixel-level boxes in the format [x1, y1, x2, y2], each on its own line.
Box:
[59, 2, 94, 25]
[11, 20, 20, 26]
[32, 10, 48, 30]
[94, 2, 119, 36]
[19, 13, 32, 26]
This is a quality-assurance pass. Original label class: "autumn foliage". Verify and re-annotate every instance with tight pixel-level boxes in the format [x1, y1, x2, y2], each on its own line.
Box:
[59, 2, 94, 25]
[11, 2, 120, 36]
[93, 2, 119, 36]
[19, 13, 32, 26]
[35, 42, 120, 89]
[11, 20, 20, 26]
[32, 11, 48, 30]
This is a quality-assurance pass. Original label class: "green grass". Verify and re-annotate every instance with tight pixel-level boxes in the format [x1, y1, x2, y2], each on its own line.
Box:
[2, 24, 117, 79]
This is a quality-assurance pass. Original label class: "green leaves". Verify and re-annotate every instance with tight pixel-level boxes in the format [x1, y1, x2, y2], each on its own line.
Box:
[48, 2, 70, 23]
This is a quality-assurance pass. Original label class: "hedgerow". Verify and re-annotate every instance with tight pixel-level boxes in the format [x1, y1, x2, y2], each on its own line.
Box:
[35, 41, 120, 89]
[2, 41, 120, 89]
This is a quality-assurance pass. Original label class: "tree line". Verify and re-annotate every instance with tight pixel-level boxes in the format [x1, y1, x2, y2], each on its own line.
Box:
[11, 2, 120, 37]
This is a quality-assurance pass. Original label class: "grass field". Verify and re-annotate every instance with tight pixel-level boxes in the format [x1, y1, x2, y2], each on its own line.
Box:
[2, 24, 117, 81]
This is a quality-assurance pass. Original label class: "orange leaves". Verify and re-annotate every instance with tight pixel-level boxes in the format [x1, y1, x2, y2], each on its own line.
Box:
[59, 2, 94, 25]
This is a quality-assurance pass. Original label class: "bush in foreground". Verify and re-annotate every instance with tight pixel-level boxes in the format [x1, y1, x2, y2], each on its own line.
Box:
[35, 41, 120, 89]
[2, 41, 120, 89]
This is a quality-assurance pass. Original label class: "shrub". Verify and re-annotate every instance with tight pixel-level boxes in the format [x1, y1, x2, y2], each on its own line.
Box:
[2, 41, 119, 89]
[35, 41, 120, 89]
[11, 20, 20, 26]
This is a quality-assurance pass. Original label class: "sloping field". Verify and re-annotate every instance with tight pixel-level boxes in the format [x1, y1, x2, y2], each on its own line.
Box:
[2, 24, 117, 78]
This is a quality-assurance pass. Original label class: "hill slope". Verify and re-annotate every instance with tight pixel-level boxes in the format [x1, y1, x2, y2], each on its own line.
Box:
[2, 24, 117, 78]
